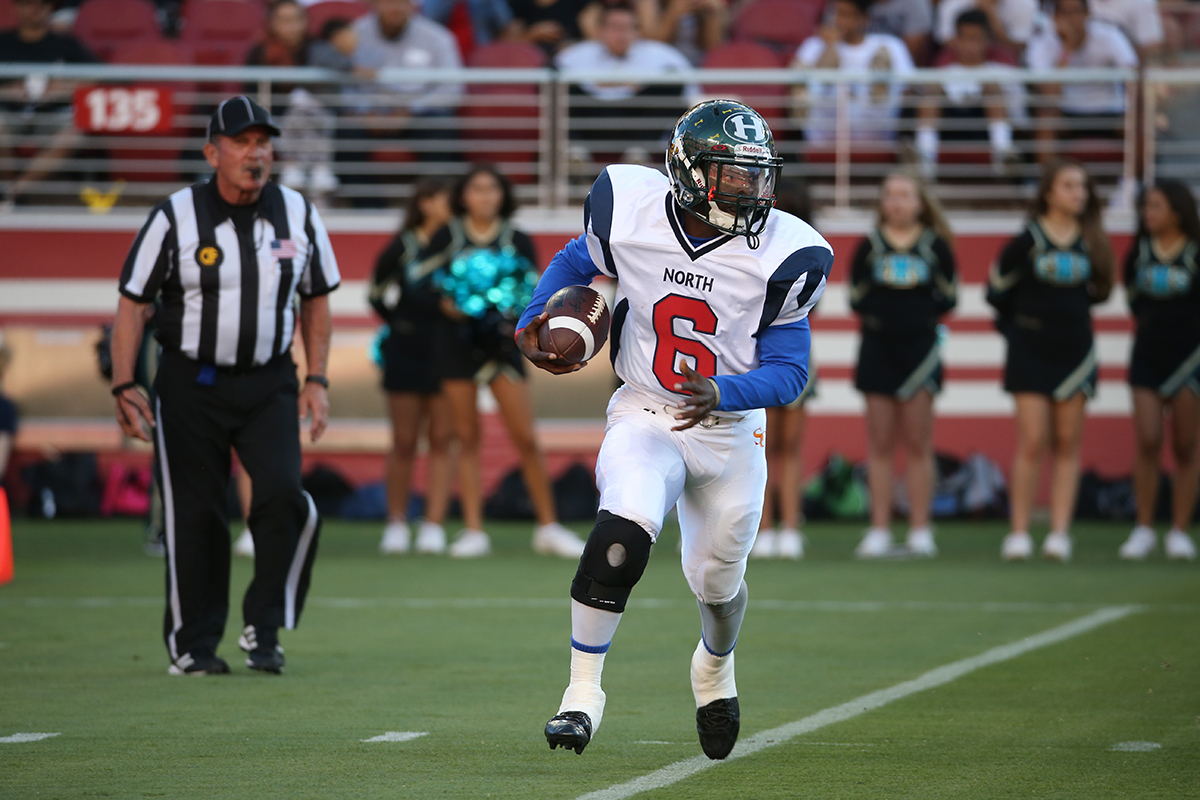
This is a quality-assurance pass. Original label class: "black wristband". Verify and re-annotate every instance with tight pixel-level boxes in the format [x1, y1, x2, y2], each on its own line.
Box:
[305, 375, 329, 389]
[111, 381, 139, 397]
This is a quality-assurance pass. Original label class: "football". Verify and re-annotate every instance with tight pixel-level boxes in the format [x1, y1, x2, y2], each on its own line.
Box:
[536, 285, 611, 365]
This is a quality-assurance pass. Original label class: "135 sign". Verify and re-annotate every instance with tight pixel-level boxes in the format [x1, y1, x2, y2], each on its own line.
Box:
[73, 87, 173, 134]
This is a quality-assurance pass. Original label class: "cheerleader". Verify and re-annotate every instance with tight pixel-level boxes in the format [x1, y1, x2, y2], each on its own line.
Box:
[987, 160, 1114, 561]
[369, 180, 455, 555]
[420, 164, 587, 559]
[850, 171, 957, 559]
[1117, 180, 1200, 561]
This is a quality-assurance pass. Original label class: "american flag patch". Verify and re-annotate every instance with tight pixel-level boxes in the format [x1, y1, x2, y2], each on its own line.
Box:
[271, 239, 298, 259]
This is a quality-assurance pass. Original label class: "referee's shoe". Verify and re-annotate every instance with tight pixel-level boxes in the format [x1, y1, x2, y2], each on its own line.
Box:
[239, 625, 285, 674]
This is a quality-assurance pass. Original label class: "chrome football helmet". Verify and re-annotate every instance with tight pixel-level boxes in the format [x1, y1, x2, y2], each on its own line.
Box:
[666, 99, 783, 239]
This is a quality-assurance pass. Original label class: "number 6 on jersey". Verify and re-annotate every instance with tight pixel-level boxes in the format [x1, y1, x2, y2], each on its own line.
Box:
[652, 294, 718, 392]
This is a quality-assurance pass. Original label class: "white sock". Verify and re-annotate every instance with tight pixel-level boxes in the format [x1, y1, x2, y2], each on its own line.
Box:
[570, 599, 622, 649]
[988, 120, 1013, 152]
[559, 647, 607, 732]
[916, 126, 939, 164]
[691, 640, 737, 707]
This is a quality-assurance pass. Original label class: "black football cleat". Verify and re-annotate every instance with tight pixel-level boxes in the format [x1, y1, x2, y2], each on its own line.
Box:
[545, 711, 593, 754]
[168, 652, 231, 676]
[238, 625, 285, 674]
[696, 697, 740, 760]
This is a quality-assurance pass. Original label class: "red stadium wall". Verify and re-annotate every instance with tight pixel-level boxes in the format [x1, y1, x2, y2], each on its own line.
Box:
[0, 222, 1149, 511]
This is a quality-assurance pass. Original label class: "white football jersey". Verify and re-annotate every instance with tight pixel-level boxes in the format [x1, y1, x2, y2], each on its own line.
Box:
[584, 165, 832, 409]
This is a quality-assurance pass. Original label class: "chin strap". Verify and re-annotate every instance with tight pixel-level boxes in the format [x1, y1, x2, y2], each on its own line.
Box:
[747, 233, 760, 250]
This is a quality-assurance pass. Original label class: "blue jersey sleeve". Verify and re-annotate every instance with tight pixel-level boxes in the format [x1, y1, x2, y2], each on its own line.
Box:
[711, 318, 811, 411]
[516, 235, 603, 330]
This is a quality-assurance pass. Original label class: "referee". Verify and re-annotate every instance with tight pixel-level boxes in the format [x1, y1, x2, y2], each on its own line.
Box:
[110, 96, 341, 676]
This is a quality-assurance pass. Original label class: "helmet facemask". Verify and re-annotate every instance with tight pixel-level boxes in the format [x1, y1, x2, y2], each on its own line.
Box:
[668, 127, 783, 239]
[693, 155, 778, 236]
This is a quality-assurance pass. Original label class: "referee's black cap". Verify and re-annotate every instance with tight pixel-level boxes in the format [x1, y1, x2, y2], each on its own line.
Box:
[207, 96, 282, 139]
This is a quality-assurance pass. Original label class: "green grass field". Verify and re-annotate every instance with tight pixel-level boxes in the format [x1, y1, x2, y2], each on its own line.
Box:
[2, 519, 1197, 799]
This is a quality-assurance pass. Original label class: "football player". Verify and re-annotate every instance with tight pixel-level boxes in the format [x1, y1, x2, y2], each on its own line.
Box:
[516, 100, 833, 759]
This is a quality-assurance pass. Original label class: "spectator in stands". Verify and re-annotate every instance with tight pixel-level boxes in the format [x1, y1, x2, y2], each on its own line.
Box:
[0, 334, 15, 486]
[1024, 0, 1138, 165]
[986, 160, 1114, 562]
[417, 164, 587, 560]
[370, 179, 456, 556]
[866, 0, 934, 64]
[509, 0, 596, 57]
[342, 0, 462, 202]
[1118, 180, 1200, 561]
[246, 1, 339, 198]
[633, 0, 729, 66]
[934, 0, 1038, 56]
[850, 171, 957, 560]
[352, 0, 463, 115]
[556, 1, 700, 163]
[246, 0, 312, 82]
[792, 0, 914, 147]
[0, 0, 97, 209]
[1086, 0, 1164, 62]
[420, 0, 521, 61]
[752, 179, 818, 561]
[915, 10, 1026, 177]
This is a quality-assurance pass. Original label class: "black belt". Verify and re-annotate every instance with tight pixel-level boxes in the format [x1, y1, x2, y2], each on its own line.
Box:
[166, 350, 288, 376]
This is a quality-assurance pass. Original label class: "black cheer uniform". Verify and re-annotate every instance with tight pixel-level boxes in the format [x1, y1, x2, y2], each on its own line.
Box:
[987, 220, 1099, 400]
[850, 227, 957, 399]
[369, 229, 445, 394]
[421, 217, 539, 383]
[119, 178, 340, 665]
[1125, 236, 1200, 397]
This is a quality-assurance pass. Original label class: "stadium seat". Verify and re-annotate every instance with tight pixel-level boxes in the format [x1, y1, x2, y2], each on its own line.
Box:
[104, 40, 196, 183]
[180, 0, 266, 66]
[730, 0, 822, 62]
[701, 41, 788, 133]
[0, 0, 16, 32]
[305, 0, 370, 38]
[467, 40, 547, 69]
[461, 42, 548, 181]
[72, 0, 163, 63]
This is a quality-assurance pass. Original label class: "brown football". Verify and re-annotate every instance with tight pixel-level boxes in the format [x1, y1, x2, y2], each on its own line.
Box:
[536, 285, 611, 365]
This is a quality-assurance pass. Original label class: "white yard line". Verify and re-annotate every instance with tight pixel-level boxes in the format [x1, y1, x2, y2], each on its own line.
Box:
[575, 605, 1141, 800]
[0, 597, 1189, 613]
[0, 733, 60, 744]
[360, 731, 428, 743]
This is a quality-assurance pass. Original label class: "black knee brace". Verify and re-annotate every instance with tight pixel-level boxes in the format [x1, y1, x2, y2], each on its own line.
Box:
[570, 511, 653, 613]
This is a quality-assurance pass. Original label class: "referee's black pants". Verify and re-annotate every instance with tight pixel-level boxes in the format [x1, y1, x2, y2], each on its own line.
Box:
[153, 350, 320, 662]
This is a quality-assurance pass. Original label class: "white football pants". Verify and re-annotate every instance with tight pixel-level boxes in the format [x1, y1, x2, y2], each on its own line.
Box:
[595, 385, 767, 605]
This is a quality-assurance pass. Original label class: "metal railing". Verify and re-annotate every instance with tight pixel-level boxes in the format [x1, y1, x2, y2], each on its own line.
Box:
[0, 63, 1181, 211]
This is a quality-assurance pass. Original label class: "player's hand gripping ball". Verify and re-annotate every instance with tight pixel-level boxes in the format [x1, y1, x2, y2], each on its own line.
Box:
[536, 285, 611, 365]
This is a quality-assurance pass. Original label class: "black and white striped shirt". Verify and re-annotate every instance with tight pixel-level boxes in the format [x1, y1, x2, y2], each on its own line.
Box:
[119, 179, 340, 369]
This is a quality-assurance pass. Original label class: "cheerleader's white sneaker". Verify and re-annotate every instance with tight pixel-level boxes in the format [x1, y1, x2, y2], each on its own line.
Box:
[1001, 531, 1033, 561]
[1165, 529, 1197, 561]
[1118, 525, 1156, 560]
[1041, 531, 1072, 562]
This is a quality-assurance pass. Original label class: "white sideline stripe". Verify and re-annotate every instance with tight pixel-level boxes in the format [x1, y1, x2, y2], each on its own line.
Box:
[361, 731, 428, 743]
[0, 733, 60, 744]
[816, 283, 1131, 320]
[0, 280, 1133, 322]
[0, 597, 1189, 613]
[575, 605, 1140, 800]
[805, 378, 1135, 417]
[1111, 741, 1161, 752]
